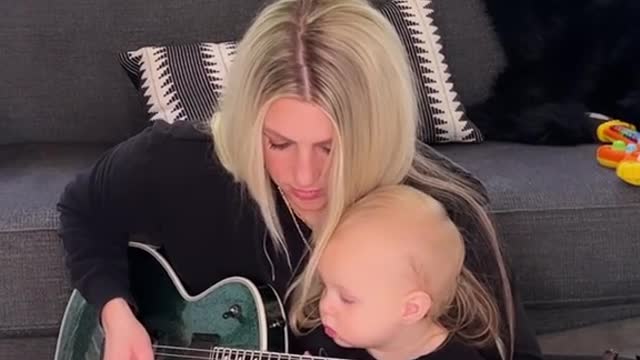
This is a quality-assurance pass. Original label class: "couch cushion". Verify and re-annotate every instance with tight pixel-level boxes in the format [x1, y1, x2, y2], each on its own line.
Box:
[436, 142, 640, 332]
[2, 0, 502, 145]
[429, 0, 506, 106]
[539, 316, 640, 357]
[0, 144, 109, 337]
[1, 0, 272, 145]
[0, 337, 58, 360]
[4, 141, 639, 339]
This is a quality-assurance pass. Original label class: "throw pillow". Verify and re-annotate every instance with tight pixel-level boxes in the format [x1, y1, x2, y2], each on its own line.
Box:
[377, 0, 482, 143]
[119, 0, 483, 143]
[119, 42, 236, 124]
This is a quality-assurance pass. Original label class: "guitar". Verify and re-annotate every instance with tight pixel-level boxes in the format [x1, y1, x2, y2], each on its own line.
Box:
[54, 242, 342, 360]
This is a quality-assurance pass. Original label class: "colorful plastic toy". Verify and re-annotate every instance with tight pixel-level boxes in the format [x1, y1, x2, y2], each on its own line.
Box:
[595, 119, 640, 186]
[597, 141, 639, 168]
[617, 153, 640, 186]
[596, 119, 640, 144]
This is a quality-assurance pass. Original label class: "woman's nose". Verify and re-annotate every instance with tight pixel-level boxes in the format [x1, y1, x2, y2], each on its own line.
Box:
[295, 148, 318, 187]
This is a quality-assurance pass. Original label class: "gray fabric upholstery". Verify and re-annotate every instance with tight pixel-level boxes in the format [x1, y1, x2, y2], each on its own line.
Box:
[0, 230, 69, 337]
[429, 0, 506, 106]
[0, 337, 57, 360]
[1, 0, 502, 145]
[436, 142, 640, 211]
[1, 0, 271, 145]
[0, 144, 109, 336]
[436, 142, 640, 332]
[531, 303, 640, 335]
[0, 144, 109, 230]
[539, 317, 640, 357]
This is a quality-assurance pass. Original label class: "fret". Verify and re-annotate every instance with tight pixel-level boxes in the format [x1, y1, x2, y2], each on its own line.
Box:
[206, 347, 344, 360]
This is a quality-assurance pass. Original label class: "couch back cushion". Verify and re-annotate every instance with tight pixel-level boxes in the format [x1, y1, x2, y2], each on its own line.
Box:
[429, 0, 507, 107]
[1, 0, 271, 145]
[1, 0, 504, 145]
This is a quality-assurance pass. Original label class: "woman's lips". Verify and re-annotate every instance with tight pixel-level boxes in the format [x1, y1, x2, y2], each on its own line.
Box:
[291, 188, 322, 200]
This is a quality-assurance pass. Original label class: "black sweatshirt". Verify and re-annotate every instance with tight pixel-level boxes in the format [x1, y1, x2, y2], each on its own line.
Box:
[57, 120, 543, 360]
[416, 336, 485, 360]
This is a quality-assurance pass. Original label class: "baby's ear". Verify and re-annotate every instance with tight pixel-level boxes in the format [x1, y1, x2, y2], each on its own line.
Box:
[401, 291, 432, 324]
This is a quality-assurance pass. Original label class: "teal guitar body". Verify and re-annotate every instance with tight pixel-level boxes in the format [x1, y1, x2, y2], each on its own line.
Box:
[54, 242, 295, 360]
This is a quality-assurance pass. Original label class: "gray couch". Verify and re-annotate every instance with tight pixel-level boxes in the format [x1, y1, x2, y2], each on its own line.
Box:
[1, 0, 639, 359]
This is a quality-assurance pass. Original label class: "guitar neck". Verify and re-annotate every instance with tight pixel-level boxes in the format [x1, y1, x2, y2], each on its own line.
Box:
[210, 347, 346, 360]
[153, 344, 348, 360]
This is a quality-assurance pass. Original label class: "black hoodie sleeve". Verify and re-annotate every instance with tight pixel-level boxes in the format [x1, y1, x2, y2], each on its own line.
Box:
[57, 123, 169, 314]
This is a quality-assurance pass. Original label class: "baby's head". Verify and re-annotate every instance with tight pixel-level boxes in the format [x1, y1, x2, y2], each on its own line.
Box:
[317, 184, 499, 354]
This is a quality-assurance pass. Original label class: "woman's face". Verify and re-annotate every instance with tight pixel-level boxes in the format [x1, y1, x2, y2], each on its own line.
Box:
[262, 97, 334, 225]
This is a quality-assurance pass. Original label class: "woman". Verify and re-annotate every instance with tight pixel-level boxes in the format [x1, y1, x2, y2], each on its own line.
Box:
[57, 0, 542, 359]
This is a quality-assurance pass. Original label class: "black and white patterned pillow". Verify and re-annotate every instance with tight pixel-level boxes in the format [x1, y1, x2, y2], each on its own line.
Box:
[119, 0, 482, 143]
[378, 0, 483, 143]
[119, 42, 236, 124]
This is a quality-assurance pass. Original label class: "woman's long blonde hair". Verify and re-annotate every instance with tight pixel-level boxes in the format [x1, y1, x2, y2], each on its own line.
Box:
[212, 0, 514, 357]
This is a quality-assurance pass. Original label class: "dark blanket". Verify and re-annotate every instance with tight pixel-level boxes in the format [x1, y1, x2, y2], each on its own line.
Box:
[469, 0, 640, 145]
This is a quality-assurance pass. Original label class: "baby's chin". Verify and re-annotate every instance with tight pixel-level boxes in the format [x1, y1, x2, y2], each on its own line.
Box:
[332, 336, 357, 349]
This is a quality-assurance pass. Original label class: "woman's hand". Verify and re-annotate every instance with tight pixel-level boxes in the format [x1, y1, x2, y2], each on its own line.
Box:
[101, 298, 154, 360]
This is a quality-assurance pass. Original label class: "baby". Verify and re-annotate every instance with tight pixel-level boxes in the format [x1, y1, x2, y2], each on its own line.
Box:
[317, 185, 500, 360]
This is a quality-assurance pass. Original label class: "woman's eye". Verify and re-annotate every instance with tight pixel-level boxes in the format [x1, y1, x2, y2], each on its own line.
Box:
[269, 142, 291, 150]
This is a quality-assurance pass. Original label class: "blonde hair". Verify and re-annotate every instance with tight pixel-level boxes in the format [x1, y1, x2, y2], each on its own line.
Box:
[211, 0, 514, 357]
[293, 184, 501, 349]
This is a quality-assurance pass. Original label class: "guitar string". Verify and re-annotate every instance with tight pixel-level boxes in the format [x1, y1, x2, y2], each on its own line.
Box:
[153, 352, 327, 360]
[153, 343, 316, 356]
[153, 352, 211, 359]
[151, 344, 337, 360]
[153, 350, 325, 360]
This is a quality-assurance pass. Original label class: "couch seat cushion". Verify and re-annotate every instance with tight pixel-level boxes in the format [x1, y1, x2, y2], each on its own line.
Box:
[436, 142, 640, 332]
[0, 144, 109, 337]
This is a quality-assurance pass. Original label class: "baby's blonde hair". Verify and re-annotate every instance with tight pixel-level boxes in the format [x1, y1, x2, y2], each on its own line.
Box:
[292, 185, 501, 349]
[211, 0, 514, 357]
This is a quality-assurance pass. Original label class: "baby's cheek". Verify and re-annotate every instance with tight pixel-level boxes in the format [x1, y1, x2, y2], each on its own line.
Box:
[350, 309, 370, 332]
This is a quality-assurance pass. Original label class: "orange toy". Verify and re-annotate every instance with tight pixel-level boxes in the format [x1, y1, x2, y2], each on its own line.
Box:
[596, 140, 639, 168]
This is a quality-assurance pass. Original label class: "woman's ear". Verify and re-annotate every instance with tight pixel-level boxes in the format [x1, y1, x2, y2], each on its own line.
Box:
[401, 290, 432, 324]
